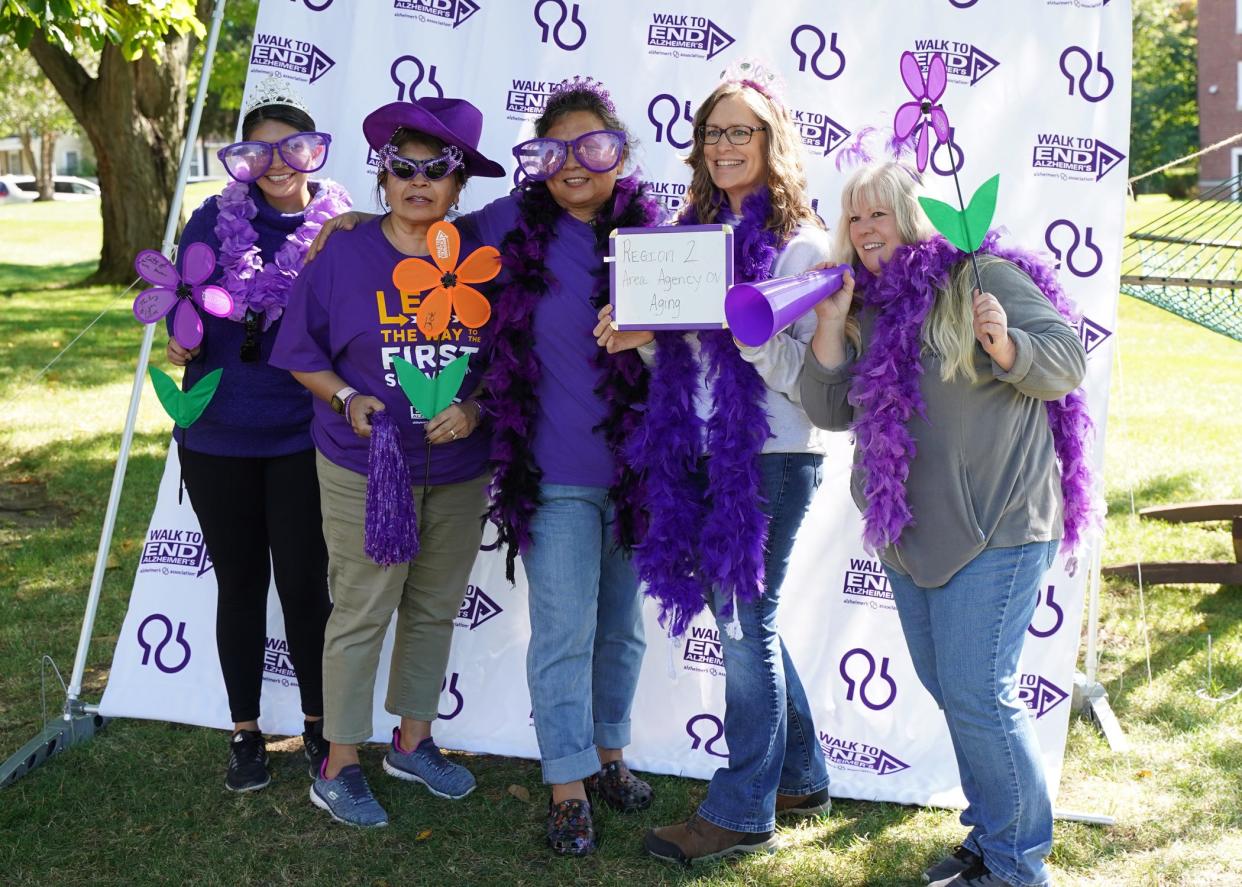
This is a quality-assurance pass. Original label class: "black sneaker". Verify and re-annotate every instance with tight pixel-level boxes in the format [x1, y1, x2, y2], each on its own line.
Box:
[929, 856, 1016, 887]
[303, 720, 329, 779]
[225, 729, 270, 792]
[924, 845, 983, 883]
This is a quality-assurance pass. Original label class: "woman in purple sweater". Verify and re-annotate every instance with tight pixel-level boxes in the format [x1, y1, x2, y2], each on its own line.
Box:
[166, 75, 350, 792]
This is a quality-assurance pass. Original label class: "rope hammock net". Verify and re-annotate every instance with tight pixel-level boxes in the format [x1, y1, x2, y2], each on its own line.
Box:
[1123, 174, 1242, 342]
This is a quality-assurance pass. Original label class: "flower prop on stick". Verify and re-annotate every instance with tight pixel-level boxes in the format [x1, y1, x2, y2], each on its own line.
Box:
[893, 50, 1000, 338]
[132, 244, 233, 350]
[391, 220, 499, 338]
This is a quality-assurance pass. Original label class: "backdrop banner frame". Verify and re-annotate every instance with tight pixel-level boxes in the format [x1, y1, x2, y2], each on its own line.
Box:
[100, 0, 1133, 809]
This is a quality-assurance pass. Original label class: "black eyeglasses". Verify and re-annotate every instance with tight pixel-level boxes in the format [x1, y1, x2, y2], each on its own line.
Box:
[696, 124, 767, 146]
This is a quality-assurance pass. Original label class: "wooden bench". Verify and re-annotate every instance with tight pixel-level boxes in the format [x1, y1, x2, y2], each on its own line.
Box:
[1103, 500, 1242, 585]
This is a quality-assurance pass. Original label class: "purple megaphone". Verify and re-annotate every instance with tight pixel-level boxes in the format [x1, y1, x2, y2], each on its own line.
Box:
[725, 264, 852, 347]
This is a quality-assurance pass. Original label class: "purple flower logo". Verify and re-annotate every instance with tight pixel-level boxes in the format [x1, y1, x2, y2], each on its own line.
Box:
[1059, 46, 1114, 103]
[1045, 220, 1103, 278]
[390, 55, 445, 102]
[647, 93, 695, 148]
[894, 51, 950, 173]
[790, 24, 846, 80]
[840, 648, 898, 710]
[686, 713, 729, 758]
[533, 0, 586, 51]
[137, 614, 192, 674]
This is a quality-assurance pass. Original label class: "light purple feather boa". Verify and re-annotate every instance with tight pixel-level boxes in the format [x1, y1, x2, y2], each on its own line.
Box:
[850, 232, 1098, 558]
[628, 188, 777, 635]
[214, 179, 351, 329]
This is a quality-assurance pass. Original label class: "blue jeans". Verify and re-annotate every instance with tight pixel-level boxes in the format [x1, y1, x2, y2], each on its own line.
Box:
[698, 453, 831, 833]
[886, 539, 1058, 887]
[523, 484, 646, 785]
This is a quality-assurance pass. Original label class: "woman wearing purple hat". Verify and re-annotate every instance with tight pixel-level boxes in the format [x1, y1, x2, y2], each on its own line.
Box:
[166, 74, 349, 793]
[307, 77, 662, 853]
[271, 96, 504, 828]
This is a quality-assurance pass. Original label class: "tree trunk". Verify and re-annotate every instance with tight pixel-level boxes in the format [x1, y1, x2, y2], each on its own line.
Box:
[37, 131, 55, 201]
[17, 130, 36, 178]
[27, 1, 210, 284]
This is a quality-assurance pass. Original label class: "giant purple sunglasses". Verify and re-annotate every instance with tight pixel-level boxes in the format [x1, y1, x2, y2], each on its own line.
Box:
[216, 131, 332, 183]
[511, 129, 626, 182]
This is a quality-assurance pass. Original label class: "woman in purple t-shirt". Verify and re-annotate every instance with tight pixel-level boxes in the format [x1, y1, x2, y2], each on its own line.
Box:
[271, 98, 505, 828]
[165, 75, 349, 794]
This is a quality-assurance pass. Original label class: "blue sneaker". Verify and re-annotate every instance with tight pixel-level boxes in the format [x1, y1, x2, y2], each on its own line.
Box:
[382, 728, 476, 800]
[310, 762, 389, 828]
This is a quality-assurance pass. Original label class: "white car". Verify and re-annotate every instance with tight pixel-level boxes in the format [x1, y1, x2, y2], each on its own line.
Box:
[0, 174, 100, 200]
[0, 174, 37, 202]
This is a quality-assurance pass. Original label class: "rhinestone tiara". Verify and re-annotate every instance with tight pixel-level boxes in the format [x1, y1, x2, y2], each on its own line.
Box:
[719, 57, 788, 108]
[242, 74, 312, 118]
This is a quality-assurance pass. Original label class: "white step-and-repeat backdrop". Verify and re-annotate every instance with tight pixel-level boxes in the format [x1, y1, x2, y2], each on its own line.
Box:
[101, 0, 1131, 807]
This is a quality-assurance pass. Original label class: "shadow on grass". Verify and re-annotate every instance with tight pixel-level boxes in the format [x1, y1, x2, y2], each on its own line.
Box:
[1105, 472, 1201, 514]
[0, 262, 97, 296]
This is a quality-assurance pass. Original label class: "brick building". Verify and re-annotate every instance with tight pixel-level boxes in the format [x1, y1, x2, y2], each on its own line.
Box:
[1199, 0, 1242, 188]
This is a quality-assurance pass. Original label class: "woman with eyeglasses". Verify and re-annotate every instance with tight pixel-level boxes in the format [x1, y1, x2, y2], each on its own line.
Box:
[595, 63, 834, 864]
[164, 74, 350, 793]
[271, 98, 504, 828]
[304, 77, 661, 851]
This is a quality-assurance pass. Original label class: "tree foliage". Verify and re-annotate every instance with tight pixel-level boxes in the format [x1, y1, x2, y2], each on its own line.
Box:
[0, 0, 202, 60]
[1130, 0, 1198, 192]
[0, 37, 77, 199]
[189, 0, 257, 138]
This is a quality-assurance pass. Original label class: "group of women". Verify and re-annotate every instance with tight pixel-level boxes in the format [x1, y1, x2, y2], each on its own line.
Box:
[171, 67, 1086, 887]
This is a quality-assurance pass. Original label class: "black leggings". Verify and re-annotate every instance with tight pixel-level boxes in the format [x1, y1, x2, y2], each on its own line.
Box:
[179, 446, 331, 723]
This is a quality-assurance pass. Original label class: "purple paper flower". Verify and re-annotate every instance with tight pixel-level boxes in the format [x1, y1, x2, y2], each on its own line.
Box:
[893, 51, 951, 173]
[132, 244, 234, 350]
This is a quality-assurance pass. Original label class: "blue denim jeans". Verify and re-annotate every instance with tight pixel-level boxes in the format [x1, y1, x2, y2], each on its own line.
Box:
[886, 539, 1058, 887]
[697, 453, 831, 834]
[523, 484, 646, 785]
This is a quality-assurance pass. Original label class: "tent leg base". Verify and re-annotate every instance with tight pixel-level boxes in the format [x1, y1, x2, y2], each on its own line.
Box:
[0, 707, 108, 789]
[1072, 672, 1129, 753]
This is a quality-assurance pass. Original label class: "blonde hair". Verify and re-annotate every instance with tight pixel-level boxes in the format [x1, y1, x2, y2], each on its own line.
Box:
[683, 82, 821, 242]
[833, 162, 998, 383]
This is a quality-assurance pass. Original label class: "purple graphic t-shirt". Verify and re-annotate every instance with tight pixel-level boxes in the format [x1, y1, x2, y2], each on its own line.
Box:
[460, 195, 613, 488]
[271, 216, 490, 482]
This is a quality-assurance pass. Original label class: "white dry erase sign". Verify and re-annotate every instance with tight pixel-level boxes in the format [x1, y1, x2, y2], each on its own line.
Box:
[607, 225, 734, 330]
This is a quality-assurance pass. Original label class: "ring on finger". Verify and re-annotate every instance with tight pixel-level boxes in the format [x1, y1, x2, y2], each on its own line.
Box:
[450, 429, 458, 439]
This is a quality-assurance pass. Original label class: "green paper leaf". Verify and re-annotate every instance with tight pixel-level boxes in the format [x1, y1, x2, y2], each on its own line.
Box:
[918, 174, 1001, 254]
[393, 354, 471, 419]
[149, 366, 222, 429]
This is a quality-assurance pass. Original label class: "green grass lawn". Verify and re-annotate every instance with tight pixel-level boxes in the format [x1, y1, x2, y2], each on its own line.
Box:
[0, 193, 1239, 886]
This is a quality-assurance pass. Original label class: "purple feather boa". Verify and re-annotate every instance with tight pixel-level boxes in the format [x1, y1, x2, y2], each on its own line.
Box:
[850, 232, 1098, 557]
[483, 174, 661, 581]
[629, 188, 777, 635]
[364, 410, 419, 566]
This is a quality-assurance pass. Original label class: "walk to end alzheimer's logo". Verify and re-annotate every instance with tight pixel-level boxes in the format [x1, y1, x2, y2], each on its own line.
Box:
[1032, 134, 1126, 183]
[649, 180, 688, 216]
[139, 528, 213, 578]
[792, 108, 850, 158]
[262, 636, 300, 688]
[1019, 673, 1069, 718]
[392, 0, 479, 27]
[819, 732, 910, 776]
[647, 13, 734, 61]
[250, 33, 335, 84]
[455, 584, 503, 630]
[681, 625, 725, 677]
[841, 556, 895, 612]
[910, 38, 999, 86]
[505, 77, 553, 122]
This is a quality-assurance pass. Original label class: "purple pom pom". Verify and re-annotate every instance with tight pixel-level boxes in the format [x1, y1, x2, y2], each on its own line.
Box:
[364, 410, 419, 566]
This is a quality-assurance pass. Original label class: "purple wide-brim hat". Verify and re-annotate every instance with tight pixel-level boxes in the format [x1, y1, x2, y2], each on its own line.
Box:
[363, 98, 505, 179]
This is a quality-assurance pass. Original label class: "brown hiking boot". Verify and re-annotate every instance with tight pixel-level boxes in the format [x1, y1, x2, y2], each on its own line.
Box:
[643, 812, 776, 865]
[775, 787, 832, 819]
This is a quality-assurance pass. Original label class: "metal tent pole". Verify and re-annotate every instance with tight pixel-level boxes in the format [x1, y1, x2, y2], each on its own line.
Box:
[1, 0, 230, 789]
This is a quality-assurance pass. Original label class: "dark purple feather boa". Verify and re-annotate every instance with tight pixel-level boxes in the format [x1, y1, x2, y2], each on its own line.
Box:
[628, 189, 778, 636]
[483, 174, 661, 581]
[850, 232, 1097, 558]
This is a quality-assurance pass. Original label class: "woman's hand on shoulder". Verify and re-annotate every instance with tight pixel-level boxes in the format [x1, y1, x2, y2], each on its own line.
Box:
[306, 211, 375, 262]
[972, 288, 1017, 371]
[166, 338, 200, 367]
[593, 304, 654, 353]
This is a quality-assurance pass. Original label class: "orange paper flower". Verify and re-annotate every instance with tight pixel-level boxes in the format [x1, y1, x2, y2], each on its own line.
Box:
[391, 220, 500, 338]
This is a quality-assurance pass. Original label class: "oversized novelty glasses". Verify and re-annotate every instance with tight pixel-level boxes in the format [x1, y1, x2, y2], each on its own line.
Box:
[382, 144, 464, 182]
[511, 130, 626, 181]
[216, 131, 332, 183]
[696, 124, 767, 146]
